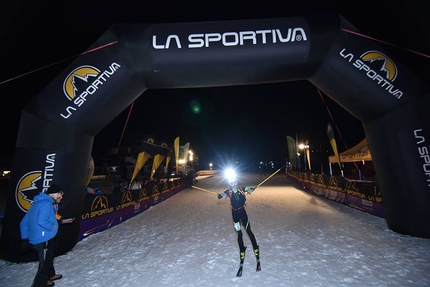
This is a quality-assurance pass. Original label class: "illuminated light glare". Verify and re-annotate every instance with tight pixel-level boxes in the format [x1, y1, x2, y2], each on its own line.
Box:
[299, 141, 310, 172]
[224, 168, 237, 183]
[190, 100, 201, 114]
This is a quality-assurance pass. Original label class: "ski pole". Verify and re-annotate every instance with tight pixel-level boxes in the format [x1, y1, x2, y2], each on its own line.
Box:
[255, 164, 285, 189]
[191, 185, 218, 195]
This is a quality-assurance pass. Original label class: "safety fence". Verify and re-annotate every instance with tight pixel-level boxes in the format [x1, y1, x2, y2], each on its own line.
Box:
[286, 170, 384, 218]
[78, 175, 193, 240]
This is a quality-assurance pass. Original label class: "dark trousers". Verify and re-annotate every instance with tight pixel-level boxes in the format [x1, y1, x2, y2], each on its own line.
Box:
[259, 167, 266, 178]
[32, 239, 56, 287]
[232, 209, 258, 252]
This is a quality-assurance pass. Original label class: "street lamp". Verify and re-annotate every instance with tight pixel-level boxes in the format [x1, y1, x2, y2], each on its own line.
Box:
[188, 150, 194, 169]
[299, 141, 309, 172]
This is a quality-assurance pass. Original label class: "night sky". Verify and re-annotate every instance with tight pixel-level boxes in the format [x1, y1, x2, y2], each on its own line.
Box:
[1, 0, 429, 170]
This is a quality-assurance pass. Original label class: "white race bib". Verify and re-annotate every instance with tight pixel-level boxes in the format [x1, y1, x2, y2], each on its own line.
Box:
[234, 222, 241, 231]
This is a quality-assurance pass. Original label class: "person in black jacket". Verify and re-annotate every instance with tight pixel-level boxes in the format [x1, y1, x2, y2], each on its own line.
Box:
[217, 178, 260, 266]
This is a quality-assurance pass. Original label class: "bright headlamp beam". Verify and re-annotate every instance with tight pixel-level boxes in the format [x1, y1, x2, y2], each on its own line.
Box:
[224, 168, 236, 183]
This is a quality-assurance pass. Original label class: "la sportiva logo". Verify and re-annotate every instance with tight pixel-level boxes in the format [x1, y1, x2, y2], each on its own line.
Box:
[340, 49, 402, 99]
[90, 195, 109, 211]
[16, 153, 57, 212]
[121, 191, 133, 203]
[117, 190, 135, 210]
[16, 171, 42, 212]
[60, 63, 121, 119]
[63, 66, 101, 101]
[81, 195, 114, 219]
[145, 137, 156, 145]
[152, 27, 308, 49]
[139, 188, 149, 201]
[360, 51, 397, 81]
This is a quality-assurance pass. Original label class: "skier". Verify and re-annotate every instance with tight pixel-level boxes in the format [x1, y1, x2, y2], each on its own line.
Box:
[259, 161, 266, 178]
[217, 169, 260, 275]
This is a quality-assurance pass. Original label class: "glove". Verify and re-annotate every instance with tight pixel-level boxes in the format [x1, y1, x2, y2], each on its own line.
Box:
[60, 217, 75, 224]
[217, 193, 225, 199]
[21, 239, 33, 253]
[245, 187, 255, 194]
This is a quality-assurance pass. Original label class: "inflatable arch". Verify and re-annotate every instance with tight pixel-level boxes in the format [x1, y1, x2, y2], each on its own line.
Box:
[1, 14, 429, 262]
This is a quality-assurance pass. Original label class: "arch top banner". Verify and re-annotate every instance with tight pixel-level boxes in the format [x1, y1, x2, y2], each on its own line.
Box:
[1, 14, 429, 263]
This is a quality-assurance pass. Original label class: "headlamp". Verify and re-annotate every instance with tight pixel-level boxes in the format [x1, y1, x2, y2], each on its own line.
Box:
[224, 168, 237, 186]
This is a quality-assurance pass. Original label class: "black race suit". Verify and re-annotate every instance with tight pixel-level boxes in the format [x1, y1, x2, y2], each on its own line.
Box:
[219, 186, 258, 253]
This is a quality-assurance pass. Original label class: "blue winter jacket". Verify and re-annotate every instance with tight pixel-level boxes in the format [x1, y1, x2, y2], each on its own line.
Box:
[20, 193, 59, 244]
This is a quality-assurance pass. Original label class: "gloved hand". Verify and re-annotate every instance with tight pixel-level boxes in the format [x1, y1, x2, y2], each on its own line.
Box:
[245, 187, 255, 194]
[60, 217, 75, 224]
[21, 238, 33, 253]
[217, 193, 224, 199]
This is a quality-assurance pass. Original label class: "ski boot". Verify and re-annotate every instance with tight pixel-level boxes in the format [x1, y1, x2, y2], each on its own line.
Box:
[236, 246, 247, 277]
[240, 246, 247, 262]
[253, 245, 259, 260]
[254, 245, 261, 271]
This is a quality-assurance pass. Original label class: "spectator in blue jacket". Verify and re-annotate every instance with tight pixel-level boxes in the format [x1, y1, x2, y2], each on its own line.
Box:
[20, 184, 64, 287]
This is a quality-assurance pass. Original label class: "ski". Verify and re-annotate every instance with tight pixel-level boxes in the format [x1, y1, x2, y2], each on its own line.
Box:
[236, 247, 246, 277]
[256, 260, 261, 271]
[236, 262, 244, 277]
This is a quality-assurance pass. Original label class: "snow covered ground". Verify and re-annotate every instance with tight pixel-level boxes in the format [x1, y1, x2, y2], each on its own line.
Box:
[1, 172, 429, 287]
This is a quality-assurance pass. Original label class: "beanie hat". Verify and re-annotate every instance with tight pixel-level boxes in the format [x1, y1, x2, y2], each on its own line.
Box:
[47, 184, 63, 194]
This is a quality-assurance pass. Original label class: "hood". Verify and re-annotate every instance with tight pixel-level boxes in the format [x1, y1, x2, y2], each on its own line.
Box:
[33, 192, 54, 203]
